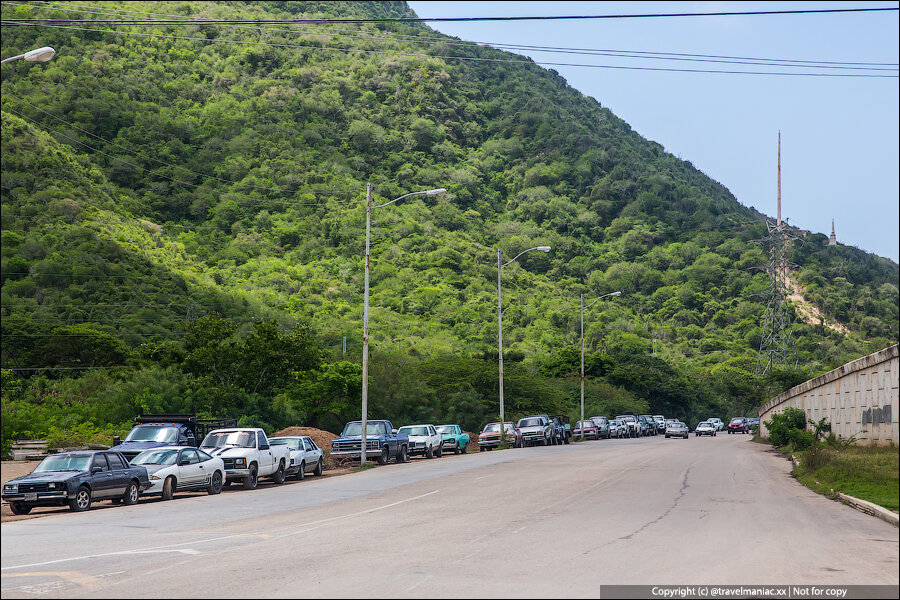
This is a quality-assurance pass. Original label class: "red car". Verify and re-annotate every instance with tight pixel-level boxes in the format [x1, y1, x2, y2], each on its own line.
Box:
[574, 420, 600, 440]
[727, 417, 750, 434]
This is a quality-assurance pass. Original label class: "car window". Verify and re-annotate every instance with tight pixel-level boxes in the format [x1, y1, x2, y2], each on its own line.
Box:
[197, 449, 213, 462]
[92, 454, 109, 472]
[105, 453, 126, 470]
[257, 431, 267, 448]
[181, 449, 199, 465]
[304, 439, 316, 451]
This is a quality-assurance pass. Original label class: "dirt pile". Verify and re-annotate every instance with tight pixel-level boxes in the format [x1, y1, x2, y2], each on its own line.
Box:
[272, 426, 339, 455]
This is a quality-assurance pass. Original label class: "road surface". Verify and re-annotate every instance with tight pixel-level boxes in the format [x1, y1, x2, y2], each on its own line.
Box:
[1, 434, 897, 597]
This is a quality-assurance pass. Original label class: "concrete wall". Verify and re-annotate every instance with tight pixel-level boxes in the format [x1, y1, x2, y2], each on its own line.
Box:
[758, 345, 899, 445]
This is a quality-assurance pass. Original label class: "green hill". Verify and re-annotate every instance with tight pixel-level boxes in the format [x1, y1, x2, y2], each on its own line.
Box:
[1, 1, 897, 449]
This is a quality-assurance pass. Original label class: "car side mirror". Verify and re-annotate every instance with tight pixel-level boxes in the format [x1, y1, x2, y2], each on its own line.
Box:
[92, 466, 102, 474]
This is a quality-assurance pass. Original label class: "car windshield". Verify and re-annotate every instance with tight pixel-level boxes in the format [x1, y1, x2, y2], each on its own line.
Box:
[270, 438, 302, 450]
[124, 426, 179, 443]
[435, 426, 456, 434]
[33, 455, 92, 473]
[131, 449, 179, 465]
[482, 423, 500, 433]
[341, 422, 387, 437]
[399, 426, 429, 437]
[730, 418, 744, 423]
[518, 418, 543, 427]
[201, 431, 255, 448]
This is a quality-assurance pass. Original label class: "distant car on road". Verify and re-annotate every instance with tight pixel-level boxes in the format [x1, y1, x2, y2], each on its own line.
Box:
[398, 424, 444, 458]
[653, 415, 667, 434]
[517, 416, 554, 447]
[589, 416, 610, 439]
[574, 420, 600, 440]
[131, 446, 224, 499]
[269, 436, 324, 480]
[665, 422, 689, 439]
[478, 422, 521, 450]
[607, 418, 627, 438]
[694, 422, 717, 437]
[728, 418, 750, 434]
[2, 450, 150, 514]
[707, 418, 725, 431]
[616, 414, 640, 438]
[436, 424, 470, 454]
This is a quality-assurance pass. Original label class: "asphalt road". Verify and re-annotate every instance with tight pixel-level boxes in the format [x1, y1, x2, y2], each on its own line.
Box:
[1, 434, 897, 598]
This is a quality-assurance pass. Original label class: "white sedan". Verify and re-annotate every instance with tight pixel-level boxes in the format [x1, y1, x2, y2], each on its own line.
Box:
[269, 436, 324, 480]
[130, 446, 224, 500]
[695, 421, 717, 437]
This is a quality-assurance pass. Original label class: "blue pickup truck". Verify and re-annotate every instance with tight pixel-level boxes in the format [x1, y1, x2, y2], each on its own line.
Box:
[331, 420, 410, 464]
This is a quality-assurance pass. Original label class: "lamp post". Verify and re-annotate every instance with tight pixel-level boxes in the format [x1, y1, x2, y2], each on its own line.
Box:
[580, 291, 621, 439]
[497, 246, 551, 437]
[360, 183, 446, 464]
[1, 46, 56, 64]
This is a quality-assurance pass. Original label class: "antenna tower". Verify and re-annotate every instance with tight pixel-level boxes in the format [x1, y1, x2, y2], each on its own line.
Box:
[755, 132, 798, 377]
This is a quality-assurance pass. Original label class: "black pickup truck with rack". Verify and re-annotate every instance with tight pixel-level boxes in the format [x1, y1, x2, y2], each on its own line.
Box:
[109, 410, 236, 462]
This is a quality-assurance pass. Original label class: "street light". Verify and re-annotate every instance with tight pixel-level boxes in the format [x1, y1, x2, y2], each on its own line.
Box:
[360, 183, 446, 464]
[579, 291, 621, 439]
[497, 245, 551, 437]
[1, 46, 56, 65]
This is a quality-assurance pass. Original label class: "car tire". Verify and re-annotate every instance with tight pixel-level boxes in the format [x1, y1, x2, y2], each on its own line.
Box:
[272, 461, 286, 484]
[243, 464, 258, 490]
[315, 457, 325, 474]
[453, 444, 460, 455]
[69, 486, 92, 512]
[9, 502, 32, 515]
[480, 447, 485, 452]
[162, 476, 175, 501]
[378, 447, 390, 465]
[297, 462, 306, 480]
[396, 445, 408, 464]
[461, 443, 468, 453]
[426, 445, 434, 459]
[208, 471, 223, 495]
[436, 444, 443, 458]
[123, 480, 140, 505]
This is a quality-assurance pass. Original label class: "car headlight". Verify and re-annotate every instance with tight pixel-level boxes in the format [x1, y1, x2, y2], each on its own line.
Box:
[48, 482, 57, 489]
[234, 458, 247, 468]
[4, 484, 17, 493]
[150, 474, 161, 481]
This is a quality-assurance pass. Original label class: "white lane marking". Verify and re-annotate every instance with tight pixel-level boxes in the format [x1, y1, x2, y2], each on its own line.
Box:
[121, 549, 200, 556]
[2, 490, 440, 571]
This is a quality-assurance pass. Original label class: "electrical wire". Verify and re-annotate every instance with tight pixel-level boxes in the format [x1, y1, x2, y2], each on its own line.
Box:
[3, 21, 896, 78]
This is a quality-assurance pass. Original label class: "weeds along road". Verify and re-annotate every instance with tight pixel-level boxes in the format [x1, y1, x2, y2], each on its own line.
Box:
[2, 435, 897, 598]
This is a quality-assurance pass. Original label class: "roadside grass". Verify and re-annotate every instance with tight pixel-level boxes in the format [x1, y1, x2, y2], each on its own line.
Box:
[793, 445, 899, 512]
[350, 462, 376, 473]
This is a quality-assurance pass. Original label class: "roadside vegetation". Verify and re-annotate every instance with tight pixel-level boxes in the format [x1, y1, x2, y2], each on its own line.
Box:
[763, 407, 899, 511]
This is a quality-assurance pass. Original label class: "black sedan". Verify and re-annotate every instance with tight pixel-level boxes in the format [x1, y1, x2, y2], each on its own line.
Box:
[1, 450, 150, 515]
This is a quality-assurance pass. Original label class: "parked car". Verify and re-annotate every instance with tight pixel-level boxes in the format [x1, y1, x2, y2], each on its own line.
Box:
[589, 416, 610, 439]
[269, 436, 324, 480]
[436, 424, 470, 454]
[747, 417, 761, 431]
[728, 418, 750, 434]
[573, 420, 600, 440]
[331, 420, 410, 464]
[131, 446, 225, 499]
[639, 415, 657, 436]
[478, 422, 521, 450]
[109, 411, 236, 462]
[665, 422, 689, 439]
[694, 422, 717, 437]
[200, 428, 290, 489]
[616, 414, 640, 438]
[2, 450, 150, 514]
[653, 415, 667, 434]
[517, 416, 554, 447]
[398, 424, 444, 458]
[549, 415, 571, 444]
[707, 418, 725, 431]
[607, 418, 626, 438]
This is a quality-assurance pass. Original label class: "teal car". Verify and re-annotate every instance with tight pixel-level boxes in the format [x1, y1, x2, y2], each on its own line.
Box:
[435, 424, 469, 455]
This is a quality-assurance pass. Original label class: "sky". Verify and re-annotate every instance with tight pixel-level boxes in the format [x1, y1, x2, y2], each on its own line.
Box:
[407, 1, 900, 262]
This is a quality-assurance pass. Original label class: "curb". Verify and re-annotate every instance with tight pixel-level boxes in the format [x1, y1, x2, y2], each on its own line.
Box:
[836, 492, 899, 528]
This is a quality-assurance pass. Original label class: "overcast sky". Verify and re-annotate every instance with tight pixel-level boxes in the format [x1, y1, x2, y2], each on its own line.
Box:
[408, 1, 900, 262]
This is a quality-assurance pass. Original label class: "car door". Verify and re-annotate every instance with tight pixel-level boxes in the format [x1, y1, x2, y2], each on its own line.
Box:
[302, 438, 316, 473]
[257, 431, 274, 473]
[89, 454, 113, 498]
[178, 448, 203, 488]
[104, 452, 131, 497]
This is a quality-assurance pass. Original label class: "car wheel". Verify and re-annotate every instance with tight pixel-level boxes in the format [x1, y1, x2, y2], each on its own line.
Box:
[69, 486, 92, 512]
[162, 476, 175, 501]
[272, 461, 286, 484]
[378, 447, 390, 465]
[480, 447, 485, 452]
[297, 461, 306, 480]
[9, 502, 32, 515]
[243, 464, 258, 490]
[123, 480, 140, 505]
[315, 458, 325, 475]
[461, 443, 468, 453]
[453, 444, 460, 455]
[426, 445, 434, 459]
[436, 444, 443, 458]
[208, 471, 223, 495]
[396, 445, 408, 464]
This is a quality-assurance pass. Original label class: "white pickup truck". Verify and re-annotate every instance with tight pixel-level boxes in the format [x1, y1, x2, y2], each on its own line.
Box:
[397, 424, 444, 459]
[199, 428, 290, 490]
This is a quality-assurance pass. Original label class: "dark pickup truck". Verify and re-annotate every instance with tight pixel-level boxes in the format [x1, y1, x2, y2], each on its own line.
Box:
[331, 420, 410, 464]
[109, 411, 236, 462]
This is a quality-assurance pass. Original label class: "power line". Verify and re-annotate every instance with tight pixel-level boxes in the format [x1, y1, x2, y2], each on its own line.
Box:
[3, 21, 896, 78]
[14, 1, 897, 69]
[4, 7, 897, 23]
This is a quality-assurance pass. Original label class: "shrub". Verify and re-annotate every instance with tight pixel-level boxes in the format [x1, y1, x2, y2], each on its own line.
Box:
[765, 406, 808, 448]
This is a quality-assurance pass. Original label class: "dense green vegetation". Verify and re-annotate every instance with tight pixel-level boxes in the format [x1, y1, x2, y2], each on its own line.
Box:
[1, 1, 897, 453]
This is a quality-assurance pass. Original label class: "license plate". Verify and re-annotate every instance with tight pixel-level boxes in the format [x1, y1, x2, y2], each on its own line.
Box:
[24, 493, 38, 501]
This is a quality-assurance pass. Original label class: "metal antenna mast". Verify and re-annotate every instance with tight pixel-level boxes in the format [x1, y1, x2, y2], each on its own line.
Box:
[755, 132, 798, 377]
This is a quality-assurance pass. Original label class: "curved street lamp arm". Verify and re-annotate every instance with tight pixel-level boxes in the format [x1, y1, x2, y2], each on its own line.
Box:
[501, 245, 551, 268]
[372, 188, 446, 209]
[584, 291, 622, 309]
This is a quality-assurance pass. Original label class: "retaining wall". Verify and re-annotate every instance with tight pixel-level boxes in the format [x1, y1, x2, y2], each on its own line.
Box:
[758, 345, 899, 445]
